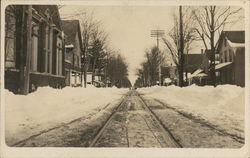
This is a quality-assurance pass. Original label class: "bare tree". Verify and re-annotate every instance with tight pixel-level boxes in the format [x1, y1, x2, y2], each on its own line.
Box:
[106, 52, 130, 88]
[162, 7, 198, 86]
[80, 13, 100, 87]
[136, 61, 150, 87]
[192, 6, 242, 86]
[136, 46, 165, 87]
[88, 21, 109, 84]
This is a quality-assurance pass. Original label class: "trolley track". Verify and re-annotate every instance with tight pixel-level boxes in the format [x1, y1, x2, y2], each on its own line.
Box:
[89, 90, 181, 148]
[10, 89, 242, 148]
[88, 91, 131, 147]
[154, 99, 244, 144]
[12, 93, 129, 147]
[137, 93, 183, 148]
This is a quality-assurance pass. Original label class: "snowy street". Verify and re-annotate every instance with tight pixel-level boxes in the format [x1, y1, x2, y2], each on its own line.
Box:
[5, 86, 128, 146]
[2, 4, 248, 158]
[5, 85, 244, 148]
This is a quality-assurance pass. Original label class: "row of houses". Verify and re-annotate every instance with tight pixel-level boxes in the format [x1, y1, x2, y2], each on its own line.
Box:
[162, 31, 245, 87]
[4, 5, 88, 94]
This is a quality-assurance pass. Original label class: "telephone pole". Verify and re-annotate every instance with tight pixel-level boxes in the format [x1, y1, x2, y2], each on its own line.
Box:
[179, 6, 184, 87]
[150, 29, 165, 86]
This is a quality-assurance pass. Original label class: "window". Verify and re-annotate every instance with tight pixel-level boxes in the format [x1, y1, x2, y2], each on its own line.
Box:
[77, 56, 79, 66]
[66, 48, 74, 64]
[73, 55, 79, 67]
[79, 56, 81, 66]
[5, 6, 16, 68]
[30, 21, 39, 71]
[41, 9, 53, 74]
[224, 39, 227, 47]
[44, 25, 49, 73]
[44, 9, 50, 18]
[56, 36, 63, 75]
[229, 49, 234, 62]
[48, 26, 53, 73]
[224, 50, 227, 62]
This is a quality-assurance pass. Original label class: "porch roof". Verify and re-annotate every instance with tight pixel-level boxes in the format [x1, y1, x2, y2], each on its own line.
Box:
[215, 62, 233, 70]
[194, 73, 208, 78]
[189, 69, 204, 78]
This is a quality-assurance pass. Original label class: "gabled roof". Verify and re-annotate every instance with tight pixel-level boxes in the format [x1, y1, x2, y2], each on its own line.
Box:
[32, 5, 62, 29]
[217, 31, 245, 53]
[61, 20, 83, 51]
[223, 31, 245, 43]
[183, 54, 205, 73]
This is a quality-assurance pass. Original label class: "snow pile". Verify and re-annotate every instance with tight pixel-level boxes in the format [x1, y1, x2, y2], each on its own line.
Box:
[138, 85, 245, 138]
[5, 86, 128, 145]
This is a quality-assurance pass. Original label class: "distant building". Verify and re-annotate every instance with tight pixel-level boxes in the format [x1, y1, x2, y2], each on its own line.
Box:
[216, 31, 245, 86]
[161, 65, 178, 85]
[61, 20, 83, 87]
[183, 51, 209, 86]
[184, 52, 209, 74]
[5, 5, 65, 94]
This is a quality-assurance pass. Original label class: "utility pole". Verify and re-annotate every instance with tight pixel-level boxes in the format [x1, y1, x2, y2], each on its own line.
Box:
[179, 6, 184, 87]
[150, 29, 165, 86]
[80, 54, 84, 87]
[19, 5, 32, 95]
[83, 53, 88, 88]
[210, 9, 216, 87]
[105, 51, 109, 87]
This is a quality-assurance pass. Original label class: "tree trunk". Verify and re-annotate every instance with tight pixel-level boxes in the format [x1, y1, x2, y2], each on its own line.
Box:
[92, 58, 96, 84]
[178, 65, 183, 86]
[185, 71, 188, 84]
[83, 64, 87, 88]
[210, 7, 216, 87]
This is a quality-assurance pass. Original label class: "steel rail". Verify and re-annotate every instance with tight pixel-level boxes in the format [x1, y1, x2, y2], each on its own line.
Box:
[155, 99, 245, 144]
[136, 91, 183, 148]
[88, 91, 131, 147]
[12, 95, 126, 147]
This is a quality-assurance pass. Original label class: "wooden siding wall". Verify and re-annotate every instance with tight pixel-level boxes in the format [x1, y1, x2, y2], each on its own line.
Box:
[5, 6, 66, 94]
[235, 49, 245, 87]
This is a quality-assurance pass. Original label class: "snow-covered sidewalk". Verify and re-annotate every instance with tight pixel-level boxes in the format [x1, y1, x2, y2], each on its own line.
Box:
[138, 85, 245, 139]
[5, 86, 128, 146]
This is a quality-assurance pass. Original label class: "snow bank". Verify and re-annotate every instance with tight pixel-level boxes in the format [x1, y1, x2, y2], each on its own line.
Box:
[5, 86, 128, 145]
[138, 85, 245, 138]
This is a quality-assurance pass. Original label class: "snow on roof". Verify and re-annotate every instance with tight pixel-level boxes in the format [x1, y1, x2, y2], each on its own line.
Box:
[195, 73, 208, 77]
[164, 78, 172, 83]
[216, 31, 245, 54]
[227, 40, 245, 48]
[65, 44, 74, 48]
[223, 31, 245, 43]
[215, 60, 220, 64]
[93, 80, 105, 85]
[215, 62, 232, 70]
[189, 69, 203, 78]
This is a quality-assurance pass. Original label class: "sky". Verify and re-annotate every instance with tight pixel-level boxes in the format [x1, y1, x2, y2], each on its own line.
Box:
[60, 5, 244, 84]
